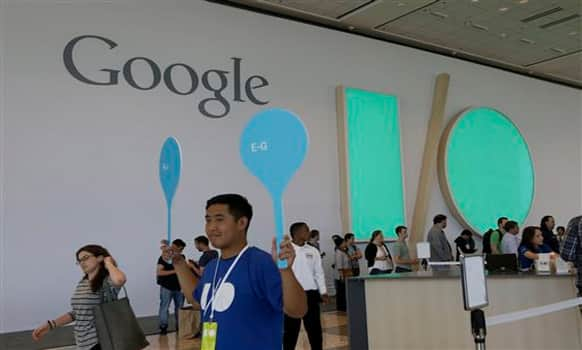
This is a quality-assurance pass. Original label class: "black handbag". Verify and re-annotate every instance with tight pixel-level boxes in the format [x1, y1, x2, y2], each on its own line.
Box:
[94, 285, 149, 350]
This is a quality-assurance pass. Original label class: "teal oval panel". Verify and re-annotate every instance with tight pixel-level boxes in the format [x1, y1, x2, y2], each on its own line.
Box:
[442, 107, 534, 233]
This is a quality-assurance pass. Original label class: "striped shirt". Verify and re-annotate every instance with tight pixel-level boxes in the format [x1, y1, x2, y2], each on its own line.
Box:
[70, 277, 118, 350]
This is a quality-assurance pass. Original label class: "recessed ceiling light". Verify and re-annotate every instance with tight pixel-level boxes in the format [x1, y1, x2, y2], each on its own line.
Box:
[499, 33, 508, 38]
[471, 23, 489, 31]
[348, 26, 355, 30]
[397, 2, 406, 7]
[430, 11, 448, 19]
[471, 0, 479, 2]
[519, 0, 528, 4]
[568, 31, 578, 36]
[499, 7, 509, 12]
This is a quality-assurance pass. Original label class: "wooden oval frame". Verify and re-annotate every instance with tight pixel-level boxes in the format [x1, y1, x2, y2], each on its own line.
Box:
[437, 107, 535, 237]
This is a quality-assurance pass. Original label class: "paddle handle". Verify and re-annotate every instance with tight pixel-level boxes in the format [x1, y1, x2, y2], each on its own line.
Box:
[167, 204, 172, 244]
[272, 196, 287, 269]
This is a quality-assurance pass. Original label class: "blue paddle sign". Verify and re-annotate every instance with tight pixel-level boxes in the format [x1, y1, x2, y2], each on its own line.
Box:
[240, 108, 308, 268]
[159, 137, 182, 243]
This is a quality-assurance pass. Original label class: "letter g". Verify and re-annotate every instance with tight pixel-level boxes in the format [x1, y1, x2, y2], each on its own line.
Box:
[63, 35, 119, 85]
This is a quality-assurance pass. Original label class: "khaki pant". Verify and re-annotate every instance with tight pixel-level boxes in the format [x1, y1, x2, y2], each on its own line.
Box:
[178, 305, 200, 338]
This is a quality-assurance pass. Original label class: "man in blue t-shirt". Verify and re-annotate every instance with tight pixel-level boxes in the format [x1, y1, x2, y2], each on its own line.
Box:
[172, 194, 307, 350]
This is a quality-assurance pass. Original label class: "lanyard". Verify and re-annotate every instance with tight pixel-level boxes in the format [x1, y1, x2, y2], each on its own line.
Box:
[205, 245, 249, 321]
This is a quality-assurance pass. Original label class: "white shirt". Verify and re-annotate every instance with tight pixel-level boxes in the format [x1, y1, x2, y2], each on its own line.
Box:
[501, 233, 520, 255]
[370, 244, 393, 272]
[291, 242, 327, 294]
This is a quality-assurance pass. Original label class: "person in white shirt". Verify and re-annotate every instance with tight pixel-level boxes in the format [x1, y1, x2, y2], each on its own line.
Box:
[501, 220, 520, 255]
[284, 222, 328, 350]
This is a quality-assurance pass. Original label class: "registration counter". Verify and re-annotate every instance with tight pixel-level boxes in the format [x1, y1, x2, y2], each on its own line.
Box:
[346, 271, 582, 350]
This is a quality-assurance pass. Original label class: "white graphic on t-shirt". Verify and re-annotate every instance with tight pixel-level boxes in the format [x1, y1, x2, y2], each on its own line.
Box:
[200, 282, 235, 313]
[200, 283, 211, 310]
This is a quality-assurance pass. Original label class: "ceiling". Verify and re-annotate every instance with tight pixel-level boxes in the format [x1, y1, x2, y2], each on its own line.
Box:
[215, 0, 582, 88]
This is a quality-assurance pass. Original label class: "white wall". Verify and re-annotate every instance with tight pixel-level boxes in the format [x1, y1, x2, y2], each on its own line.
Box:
[1, 0, 580, 333]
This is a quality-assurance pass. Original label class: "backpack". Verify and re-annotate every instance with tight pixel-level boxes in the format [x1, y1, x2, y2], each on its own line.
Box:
[482, 229, 494, 254]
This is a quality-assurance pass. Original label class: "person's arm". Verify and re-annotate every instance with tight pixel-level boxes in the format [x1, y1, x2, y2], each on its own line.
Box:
[187, 259, 202, 276]
[397, 257, 418, 264]
[104, 257, 126, 287]
[274, 237, 308, 318]
[171, 252, 201, 307]
[355, 247, 363, 259]
[349, 247, 362, 260]
[313, 247, 328, 301]
[523, 250, 539, 260]
[32, 312, 74, 342]
[157, 264, 176, 277]
[394, 253, 416, 265]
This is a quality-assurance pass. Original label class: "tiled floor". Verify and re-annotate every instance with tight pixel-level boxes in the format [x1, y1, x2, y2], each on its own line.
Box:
[51, 311, 348, 350]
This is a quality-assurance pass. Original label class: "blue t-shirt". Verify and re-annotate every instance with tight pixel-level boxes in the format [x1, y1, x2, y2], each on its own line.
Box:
[518, 243, 552, 271]
[193, 247, 283, 350]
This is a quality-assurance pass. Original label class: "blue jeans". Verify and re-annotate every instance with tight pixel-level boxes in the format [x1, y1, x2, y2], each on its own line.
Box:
[159, 287, 184, 329]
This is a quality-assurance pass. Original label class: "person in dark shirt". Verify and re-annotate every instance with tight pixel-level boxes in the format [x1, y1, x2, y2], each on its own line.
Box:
[540, 215, 560, 253]
[454, 229, 477, 261]
[191, 235, 218, 278]
[157, 238, 186, 335]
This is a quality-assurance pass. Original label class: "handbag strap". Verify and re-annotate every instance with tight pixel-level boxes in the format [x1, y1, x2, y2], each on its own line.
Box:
[100, 280, 128, 303]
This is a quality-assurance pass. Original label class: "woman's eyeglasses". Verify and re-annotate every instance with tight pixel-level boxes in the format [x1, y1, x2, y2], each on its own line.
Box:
[76, 255, 94, 265]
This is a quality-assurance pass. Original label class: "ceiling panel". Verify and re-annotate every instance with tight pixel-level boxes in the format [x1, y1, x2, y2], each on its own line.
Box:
[529, 51, 582, 80]
[224, 0, 582, 87]
[260, 0, 372, 19]
[339, 0, 436, 28]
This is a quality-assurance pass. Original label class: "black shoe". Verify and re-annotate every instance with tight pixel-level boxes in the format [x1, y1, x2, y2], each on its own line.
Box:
[160, 327, 168, 335]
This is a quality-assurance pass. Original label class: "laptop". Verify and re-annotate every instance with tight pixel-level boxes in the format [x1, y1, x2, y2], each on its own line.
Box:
[485, 254, 518, 273]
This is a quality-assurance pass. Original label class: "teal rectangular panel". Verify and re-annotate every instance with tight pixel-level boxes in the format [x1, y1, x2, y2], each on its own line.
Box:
[345, 88, 405, 240]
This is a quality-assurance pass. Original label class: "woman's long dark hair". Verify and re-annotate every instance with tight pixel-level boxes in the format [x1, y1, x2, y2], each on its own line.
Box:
[520, 226, 540, 251]
[76, 244, 111, 292]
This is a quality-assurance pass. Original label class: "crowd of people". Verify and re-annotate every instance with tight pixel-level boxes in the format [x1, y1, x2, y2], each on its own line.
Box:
[29, 193, 582, 350]
[426, 214, 582, 297]
[427, 214, 569, 270]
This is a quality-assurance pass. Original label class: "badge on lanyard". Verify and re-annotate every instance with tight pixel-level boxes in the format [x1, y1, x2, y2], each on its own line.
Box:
[201, 322, 218, 350]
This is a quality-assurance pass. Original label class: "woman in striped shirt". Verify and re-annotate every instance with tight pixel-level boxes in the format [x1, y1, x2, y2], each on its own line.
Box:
[32, 245, 126, 350]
